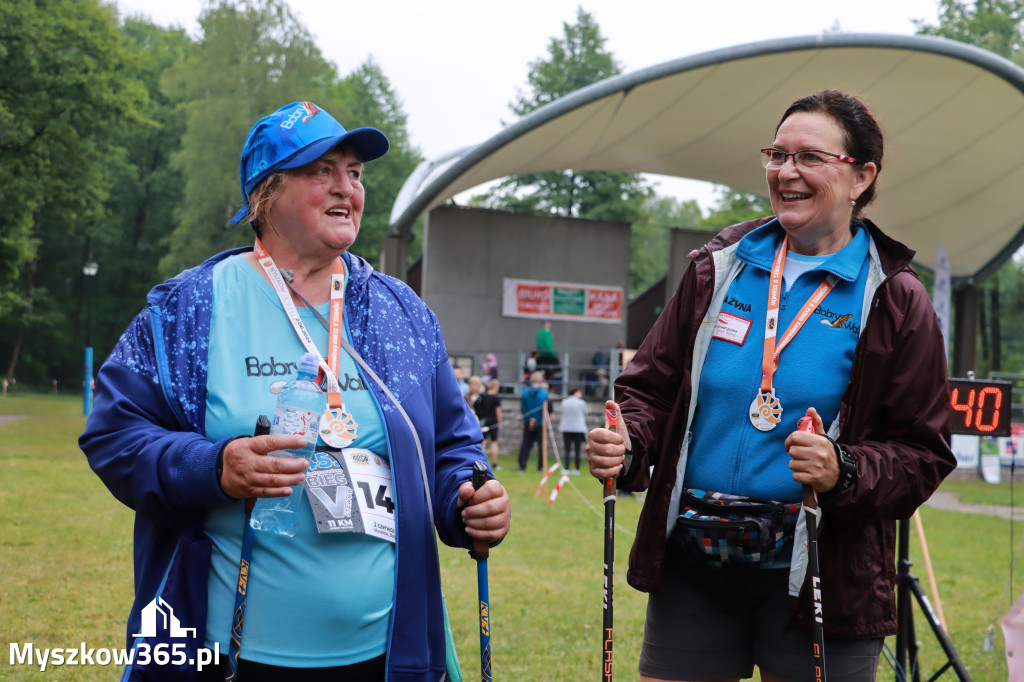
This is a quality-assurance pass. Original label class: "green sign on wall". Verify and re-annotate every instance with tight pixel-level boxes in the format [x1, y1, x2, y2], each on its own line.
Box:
[552, 287, 586, 315]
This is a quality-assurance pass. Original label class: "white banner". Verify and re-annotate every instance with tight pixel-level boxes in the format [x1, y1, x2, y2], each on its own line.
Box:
[501, 278, 623, 324]
[951, 433, 979, 470]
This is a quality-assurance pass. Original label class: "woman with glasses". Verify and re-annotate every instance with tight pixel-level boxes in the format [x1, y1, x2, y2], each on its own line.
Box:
[587, 89, 955, 681]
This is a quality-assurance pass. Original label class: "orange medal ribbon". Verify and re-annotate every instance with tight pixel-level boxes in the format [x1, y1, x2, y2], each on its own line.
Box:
[749, 236, 839, 431]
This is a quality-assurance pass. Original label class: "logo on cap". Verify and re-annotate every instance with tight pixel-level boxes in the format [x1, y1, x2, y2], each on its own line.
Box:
[281, 101, 322, 130]
[300, 101, 320, 123]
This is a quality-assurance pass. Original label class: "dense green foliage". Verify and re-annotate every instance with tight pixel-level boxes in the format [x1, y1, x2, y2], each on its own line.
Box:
[0, 0, 149, 379]
[0, 0, 422, 387]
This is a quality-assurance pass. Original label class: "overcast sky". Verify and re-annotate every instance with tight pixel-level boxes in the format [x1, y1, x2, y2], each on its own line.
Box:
[113, 0, 943, 209]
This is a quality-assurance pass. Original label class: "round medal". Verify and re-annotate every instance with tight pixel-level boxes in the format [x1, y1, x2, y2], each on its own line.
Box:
[320, 406, 358, 448]
[749, 391, 783, 431]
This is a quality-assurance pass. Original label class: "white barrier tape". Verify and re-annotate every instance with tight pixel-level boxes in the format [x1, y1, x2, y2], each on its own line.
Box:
[548, 474, 571, 505]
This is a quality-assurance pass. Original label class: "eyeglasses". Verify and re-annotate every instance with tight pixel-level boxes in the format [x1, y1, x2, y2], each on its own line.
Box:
[760, 147, 858, 170]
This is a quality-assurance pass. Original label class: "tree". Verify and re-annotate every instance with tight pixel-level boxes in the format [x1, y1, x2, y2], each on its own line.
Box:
[474, 7, 649, 222]
[158, 1, 422, 276]
[916, 0, 1024, 374]
[83, 18, 194, 357]
[915, 0, 1024, 65]
[0, 0, 148, 379]
[332, 58, 423, 266]
[0, 16, 195, 386]
[699, 188, 772, 231]
[630, 195, 702, 295]
[159, 0, 338, 276]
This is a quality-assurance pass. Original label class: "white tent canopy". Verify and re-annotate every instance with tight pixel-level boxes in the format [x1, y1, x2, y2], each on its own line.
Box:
[389, 33, 1024, 282]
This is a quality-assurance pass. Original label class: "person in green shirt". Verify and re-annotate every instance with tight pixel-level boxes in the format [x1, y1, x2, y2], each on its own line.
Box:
[535, 320, 560, 389]
[536, 320, 555, 359]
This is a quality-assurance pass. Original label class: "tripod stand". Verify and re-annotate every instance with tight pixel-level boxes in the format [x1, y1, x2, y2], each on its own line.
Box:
[894, 518, 971, 681]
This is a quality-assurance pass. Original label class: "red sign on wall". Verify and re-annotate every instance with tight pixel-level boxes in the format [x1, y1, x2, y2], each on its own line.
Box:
[586, 289, 622, 320]
[503, 278, 622, 324]
[516, 283, 552, 315]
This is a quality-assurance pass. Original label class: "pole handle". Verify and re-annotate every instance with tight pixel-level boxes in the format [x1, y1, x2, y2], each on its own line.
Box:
[470, 460, 490, 558]
[604, 408, 619, 498]
[243, 415, 271, 514]
[796, 416, 818, 511]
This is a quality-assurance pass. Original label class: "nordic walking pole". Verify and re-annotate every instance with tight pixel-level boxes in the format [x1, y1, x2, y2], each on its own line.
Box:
[797, 415, 826, 682]
[602, 407, 618, 682]
[470, 460, 493, 682]
[226, 415, 270, 681]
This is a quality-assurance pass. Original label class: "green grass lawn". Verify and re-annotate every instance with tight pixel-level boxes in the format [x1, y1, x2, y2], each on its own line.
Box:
[0, 393, 1017, 680]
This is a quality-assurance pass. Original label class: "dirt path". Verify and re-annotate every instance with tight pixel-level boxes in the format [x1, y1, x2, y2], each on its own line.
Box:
[925, 490, 1024, 520]
[0, 415, 25, 427]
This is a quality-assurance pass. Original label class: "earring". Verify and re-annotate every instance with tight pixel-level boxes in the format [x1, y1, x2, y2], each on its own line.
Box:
[850, 200, 856, 207]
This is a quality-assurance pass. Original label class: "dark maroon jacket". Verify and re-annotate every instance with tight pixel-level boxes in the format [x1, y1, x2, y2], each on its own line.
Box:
[616, 217, 955, 638]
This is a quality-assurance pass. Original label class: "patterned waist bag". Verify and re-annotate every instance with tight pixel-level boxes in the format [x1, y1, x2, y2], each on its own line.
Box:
[669, 488, 801, 568]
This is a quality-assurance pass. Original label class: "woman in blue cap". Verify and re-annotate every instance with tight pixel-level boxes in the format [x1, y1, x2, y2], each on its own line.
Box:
[81, 101, 510, 681]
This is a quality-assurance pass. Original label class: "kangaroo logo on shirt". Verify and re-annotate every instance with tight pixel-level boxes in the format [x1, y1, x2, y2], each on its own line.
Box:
[821, 313, 854, 328]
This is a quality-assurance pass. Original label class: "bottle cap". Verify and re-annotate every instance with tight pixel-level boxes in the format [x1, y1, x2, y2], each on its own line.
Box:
[297, 352, 319, 379]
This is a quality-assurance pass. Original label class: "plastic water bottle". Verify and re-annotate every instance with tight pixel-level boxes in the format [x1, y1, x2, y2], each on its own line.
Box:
[250, 352, 324, 537]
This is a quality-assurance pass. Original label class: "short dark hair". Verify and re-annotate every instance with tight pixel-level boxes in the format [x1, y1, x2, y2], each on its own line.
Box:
[777, 89, 884, 216]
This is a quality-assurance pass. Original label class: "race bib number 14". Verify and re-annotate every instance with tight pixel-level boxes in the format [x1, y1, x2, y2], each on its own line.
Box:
[304, 448, 396, 543]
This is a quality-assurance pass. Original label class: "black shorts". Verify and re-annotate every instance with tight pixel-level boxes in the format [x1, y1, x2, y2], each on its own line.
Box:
[639, 545, 883, 681]
[483, 423, 500, 442]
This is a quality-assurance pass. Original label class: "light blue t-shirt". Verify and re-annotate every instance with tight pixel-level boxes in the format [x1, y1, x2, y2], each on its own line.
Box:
[202, 254, 395, 667]
[685, 221, 869, 504]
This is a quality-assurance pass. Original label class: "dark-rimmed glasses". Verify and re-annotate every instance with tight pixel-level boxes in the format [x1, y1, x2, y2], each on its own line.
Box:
[760, 147, 857, 170]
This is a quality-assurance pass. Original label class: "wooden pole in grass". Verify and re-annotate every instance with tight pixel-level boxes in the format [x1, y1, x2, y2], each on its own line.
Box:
[541, 400, 548, 471]
[914, 511, 947, 632]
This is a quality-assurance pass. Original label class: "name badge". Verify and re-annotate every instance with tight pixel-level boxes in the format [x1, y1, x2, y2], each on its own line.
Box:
[712, 311, 752, 345]
[304, 447, 395, 543]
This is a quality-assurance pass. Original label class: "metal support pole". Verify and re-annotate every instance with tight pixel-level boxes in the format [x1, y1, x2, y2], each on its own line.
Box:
[83, 261, 98, 417]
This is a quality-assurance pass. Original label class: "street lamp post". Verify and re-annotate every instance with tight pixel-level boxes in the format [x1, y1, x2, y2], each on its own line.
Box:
[83, 261, 98, 417]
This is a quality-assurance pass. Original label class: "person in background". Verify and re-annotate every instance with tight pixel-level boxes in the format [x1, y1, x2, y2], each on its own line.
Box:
[523, 351, 539, 381]
[586, 89, 954, 682]
[466, 375, 484, 412]
[517, 370, 549, 472]
[80, 100, 510, 682]
[558, 387, 588, 475]
[453, 364, 470, 398]
[591, 346, 610, 396]
[535, 320, 559, 383]
[482, 352, 499, 382]
[477, 379, 503, 471]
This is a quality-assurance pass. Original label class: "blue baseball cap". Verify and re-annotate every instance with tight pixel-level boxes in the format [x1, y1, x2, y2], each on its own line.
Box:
[230, 101, 390, 224]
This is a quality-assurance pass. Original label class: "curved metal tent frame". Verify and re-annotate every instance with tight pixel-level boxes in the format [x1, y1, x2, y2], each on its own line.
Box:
[389, 32, 1024, 282]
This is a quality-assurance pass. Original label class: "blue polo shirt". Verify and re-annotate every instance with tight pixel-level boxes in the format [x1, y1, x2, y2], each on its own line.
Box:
[684, 220, 869, 503]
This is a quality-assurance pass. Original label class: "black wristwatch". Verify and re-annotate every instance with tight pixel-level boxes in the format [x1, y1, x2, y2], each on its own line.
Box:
[823, 435, 856, 493]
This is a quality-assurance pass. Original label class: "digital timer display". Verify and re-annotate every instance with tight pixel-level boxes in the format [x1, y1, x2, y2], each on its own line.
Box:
[948, 378, 1012, 437]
